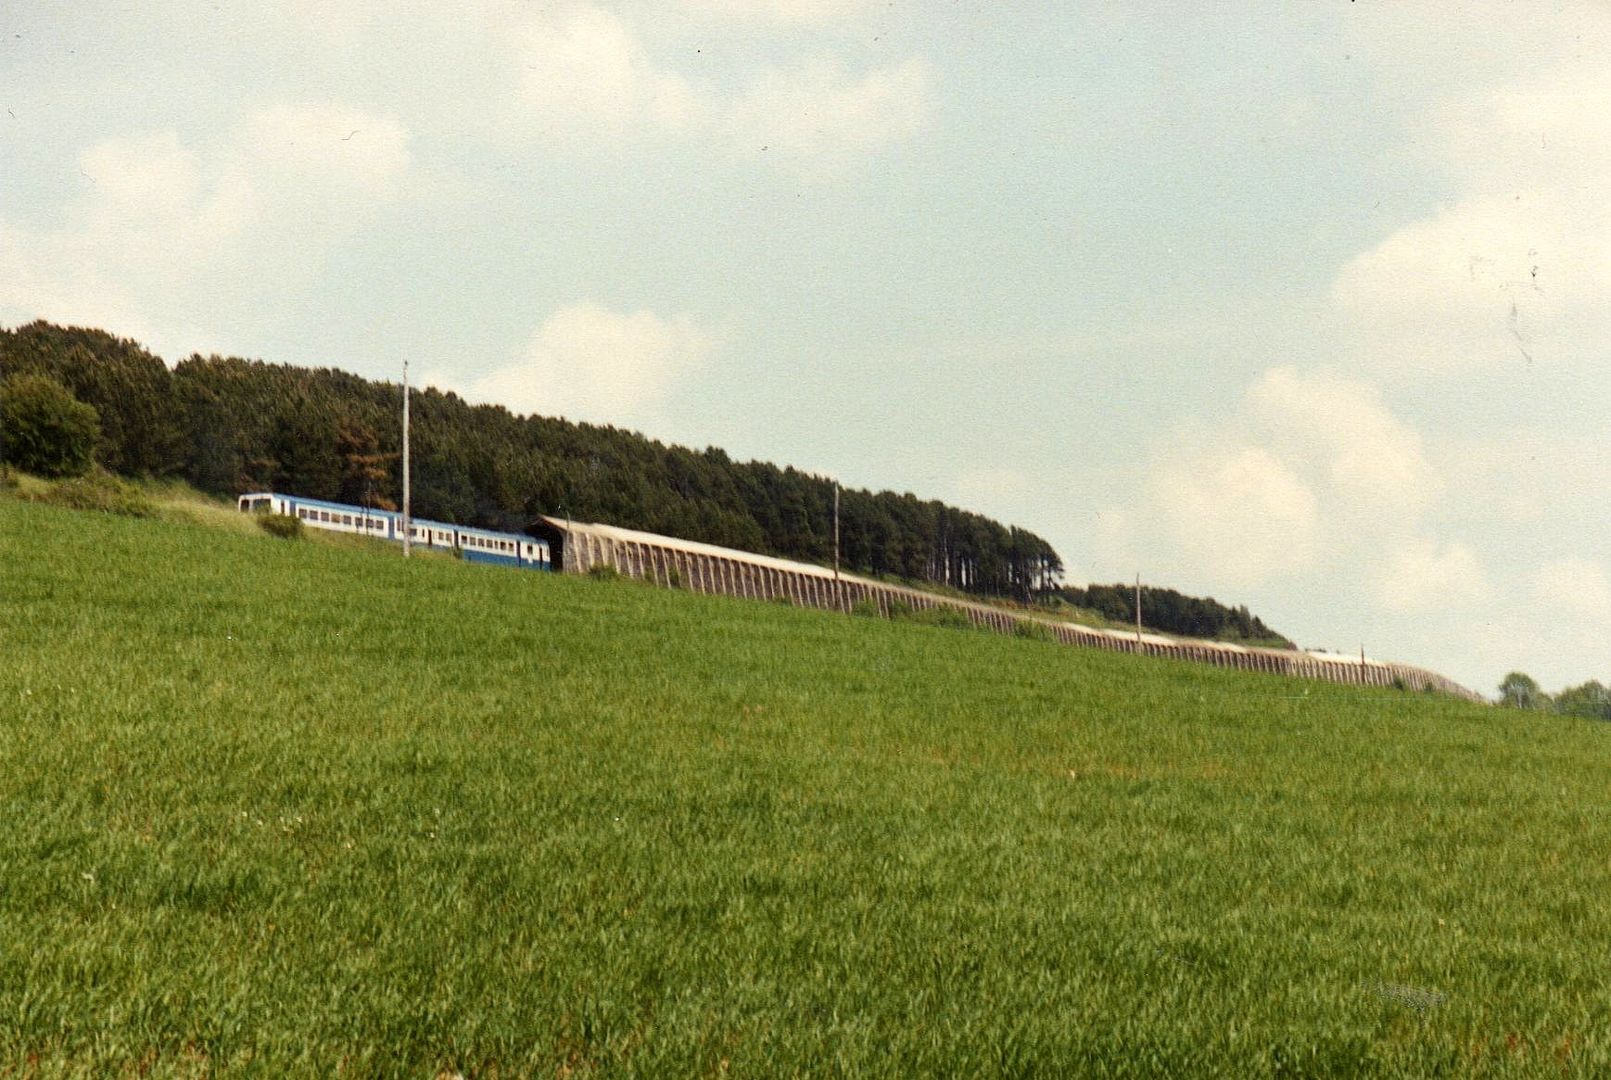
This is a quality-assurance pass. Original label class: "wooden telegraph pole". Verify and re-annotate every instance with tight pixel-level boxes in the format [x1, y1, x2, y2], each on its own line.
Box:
[401, 360, 411, 559]
[833, 481, 843, 612]
[1135, 572, 1142, 644]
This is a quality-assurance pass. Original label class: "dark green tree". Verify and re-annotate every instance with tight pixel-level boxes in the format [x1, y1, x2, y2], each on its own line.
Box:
[0, 374, 101, 477]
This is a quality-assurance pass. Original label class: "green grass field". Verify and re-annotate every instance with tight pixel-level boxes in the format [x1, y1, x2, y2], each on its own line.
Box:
[2, 493, 1608, 1077]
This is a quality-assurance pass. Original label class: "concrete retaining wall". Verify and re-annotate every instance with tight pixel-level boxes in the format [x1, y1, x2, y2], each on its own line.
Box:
[536, 516, 1483, 703]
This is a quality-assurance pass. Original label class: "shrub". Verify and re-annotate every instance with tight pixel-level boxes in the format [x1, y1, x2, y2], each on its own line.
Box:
[38, 470, 154, 518]
[850, 598, 882, 618]
[256, 513, 303, 540]
[1015, 620, 1055, 643]
[0, 374, 100, 478]
[0, 465, 16, 491]
[587, 563, 621, 582]
[908, 606, 974, 631]
[886, 599, 913, 620]
[666, 567, 682, 589]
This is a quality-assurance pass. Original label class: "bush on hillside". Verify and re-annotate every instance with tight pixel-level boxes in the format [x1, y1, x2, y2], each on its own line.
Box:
[0, 374, 100, 478]
[850, 598, 881, 618]
[1015, 620, 1055, 643]
[37, 470, 154, 518]
[256, 513, 303, 540]
[908, 606, 976, 631]
[587, 563, 621, 582]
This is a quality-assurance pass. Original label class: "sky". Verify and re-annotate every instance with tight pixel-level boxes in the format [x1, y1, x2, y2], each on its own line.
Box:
[3, 1, 1609, 696]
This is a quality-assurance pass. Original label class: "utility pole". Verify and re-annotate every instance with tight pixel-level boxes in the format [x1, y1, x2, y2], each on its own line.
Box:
[833, 481, 843, 612]
[401, 360, 411, 558]
[1135, 572, 1142, 644]
[833, 482, 841, 580]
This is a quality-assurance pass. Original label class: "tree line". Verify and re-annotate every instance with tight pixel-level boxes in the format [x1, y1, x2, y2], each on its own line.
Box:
[1059, 583, 1295, 648]
[0, 321, 1063, 599]
[1498, 673, 1611, 720]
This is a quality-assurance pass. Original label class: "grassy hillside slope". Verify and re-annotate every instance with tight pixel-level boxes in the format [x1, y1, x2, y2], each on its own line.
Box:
[1, 497, 1607, 1077]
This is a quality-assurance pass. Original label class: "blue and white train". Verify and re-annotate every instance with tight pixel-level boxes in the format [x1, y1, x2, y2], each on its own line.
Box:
[236, 492, 552, 570]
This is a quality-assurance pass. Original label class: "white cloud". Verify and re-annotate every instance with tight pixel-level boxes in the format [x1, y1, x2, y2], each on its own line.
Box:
[1247, 365, 1439, 513]
[1144, 444, 1320, 587]
[1099, 363, 1451, 589]
[726, 57, 931, 171]
[1372, 538, 1489, 614]
[507, 5, 930, 171]
[517, 5, 699, 134]
[0, 103, 411, 360]
[1331, 65, 1611, 378]
[443, 302, 716, 429]
[1331, 195, 1586, 376]
[678, 0, 878, 22]
[0, 132, 248, 351]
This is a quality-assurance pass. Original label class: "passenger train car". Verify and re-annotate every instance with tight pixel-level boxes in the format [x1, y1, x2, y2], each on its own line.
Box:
[236, 493, 551, 570]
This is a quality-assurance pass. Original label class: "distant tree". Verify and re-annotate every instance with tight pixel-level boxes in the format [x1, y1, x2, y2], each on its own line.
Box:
[1498, 672, 1550, 710]
[1553, 680, 1611, 721]
[0, 374, 101, 477]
